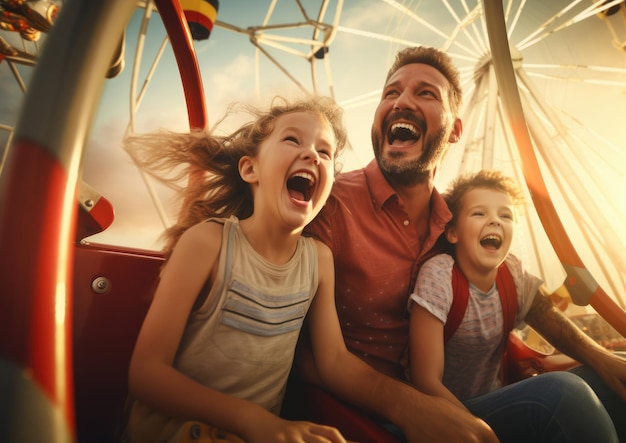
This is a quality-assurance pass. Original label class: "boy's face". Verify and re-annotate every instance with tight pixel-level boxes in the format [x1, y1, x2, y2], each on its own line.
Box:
[446, 187, 515, 274]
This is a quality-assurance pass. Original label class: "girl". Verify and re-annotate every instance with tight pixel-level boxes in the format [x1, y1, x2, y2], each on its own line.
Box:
[123, 96, 352, 442]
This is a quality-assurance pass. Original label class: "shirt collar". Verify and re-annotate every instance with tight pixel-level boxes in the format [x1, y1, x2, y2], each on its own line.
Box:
[363, 159, 452, 227]
[364, 159, 396, 212]
[431, 186, 452, 227]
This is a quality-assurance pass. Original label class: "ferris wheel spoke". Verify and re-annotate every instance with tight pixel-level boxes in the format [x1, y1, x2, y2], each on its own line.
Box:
[517, 0, 623, 51]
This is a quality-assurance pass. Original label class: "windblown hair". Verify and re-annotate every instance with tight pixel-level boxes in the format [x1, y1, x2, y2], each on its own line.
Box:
[385, 46, 463, 115]
[443, 169, 525, 227]
[124, 95, 347, 254]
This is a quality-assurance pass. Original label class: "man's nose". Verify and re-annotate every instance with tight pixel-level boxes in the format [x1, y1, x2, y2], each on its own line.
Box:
[393, 89, 416, 111]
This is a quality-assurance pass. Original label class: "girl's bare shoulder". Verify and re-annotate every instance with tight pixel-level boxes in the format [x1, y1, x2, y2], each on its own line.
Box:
[173, 219, 224, 261]
[312, 238, 333, 261]
[183, 219, 223, 240]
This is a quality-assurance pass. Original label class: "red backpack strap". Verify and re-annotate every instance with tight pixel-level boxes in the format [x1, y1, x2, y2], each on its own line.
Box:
[446, 262, 518, 344]
[445, 263, 469, 343]
[495, 262, 518, 346]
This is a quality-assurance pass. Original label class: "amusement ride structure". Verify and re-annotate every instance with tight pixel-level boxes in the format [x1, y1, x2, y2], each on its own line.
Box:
[1, 0, 625, 441]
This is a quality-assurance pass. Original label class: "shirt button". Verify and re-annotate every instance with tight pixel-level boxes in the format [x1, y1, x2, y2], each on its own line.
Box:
[403, 220, 409, 226]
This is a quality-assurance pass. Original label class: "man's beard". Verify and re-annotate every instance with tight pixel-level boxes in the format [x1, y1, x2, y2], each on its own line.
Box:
[372, 125, 448, 187]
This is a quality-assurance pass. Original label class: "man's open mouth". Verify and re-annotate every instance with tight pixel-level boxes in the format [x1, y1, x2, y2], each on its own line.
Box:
[287, 171, 315, 202]
[387, 122, 421, 145]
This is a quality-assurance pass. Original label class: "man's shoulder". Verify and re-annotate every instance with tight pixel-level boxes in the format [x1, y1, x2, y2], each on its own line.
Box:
[306, 168, 368, 238]
[323, 168, 369, 205]
[333, 167, 367, 189]
[316, 172, 357, 217]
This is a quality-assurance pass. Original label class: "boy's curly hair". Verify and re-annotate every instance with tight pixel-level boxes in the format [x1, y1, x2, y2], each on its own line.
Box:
[444, 169, 525, 226]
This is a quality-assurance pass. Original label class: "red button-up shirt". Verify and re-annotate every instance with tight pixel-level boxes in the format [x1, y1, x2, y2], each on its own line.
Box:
[306, 160, 451, 379]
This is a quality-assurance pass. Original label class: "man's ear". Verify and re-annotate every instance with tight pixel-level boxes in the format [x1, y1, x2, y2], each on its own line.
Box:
[238, 156, 257, 184]
[445, 225, 459, 244]
[448, 118, 463, 143]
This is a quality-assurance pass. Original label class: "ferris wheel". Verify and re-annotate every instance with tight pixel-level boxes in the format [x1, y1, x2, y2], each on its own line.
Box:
[94, 0, 626, 328]
[1, 0, 626, 441]
[196, 0, 626, 332]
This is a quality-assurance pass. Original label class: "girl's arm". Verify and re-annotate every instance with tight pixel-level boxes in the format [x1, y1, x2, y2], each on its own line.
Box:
[128, 222, 346, 443]
[128, 222, 264, 434]
[306, 241, 499, 443]
[408, 303, 467, 411]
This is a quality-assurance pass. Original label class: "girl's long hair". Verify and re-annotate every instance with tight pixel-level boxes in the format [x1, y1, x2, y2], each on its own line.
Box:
[124, 95, 347, 254]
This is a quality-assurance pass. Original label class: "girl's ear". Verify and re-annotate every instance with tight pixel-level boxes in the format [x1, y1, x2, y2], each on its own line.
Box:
[445, 225, 459, 244]
[238, 156, 258, 184]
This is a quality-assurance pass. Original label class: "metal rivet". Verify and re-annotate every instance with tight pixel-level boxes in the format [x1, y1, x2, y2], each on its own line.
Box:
[84, 199, 94, 208]
[91, 276, 111, 294]
[189, 424, 201, 439]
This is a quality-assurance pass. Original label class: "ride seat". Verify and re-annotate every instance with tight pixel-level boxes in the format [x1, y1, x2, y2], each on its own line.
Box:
[282, 377, 401, 443]
[72, 242, 164, 442]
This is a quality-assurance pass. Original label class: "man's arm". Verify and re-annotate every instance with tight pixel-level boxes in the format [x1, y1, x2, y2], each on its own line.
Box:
[303, 241, 500, 443]
[525, 289, 626, 401]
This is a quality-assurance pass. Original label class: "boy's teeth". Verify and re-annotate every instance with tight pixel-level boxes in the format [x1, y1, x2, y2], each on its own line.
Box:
[480, 235, 502, 249]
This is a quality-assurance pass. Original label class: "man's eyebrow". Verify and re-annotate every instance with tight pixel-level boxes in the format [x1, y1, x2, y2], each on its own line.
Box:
[384, 78, 443, 91]
[383, 79, 400, 90]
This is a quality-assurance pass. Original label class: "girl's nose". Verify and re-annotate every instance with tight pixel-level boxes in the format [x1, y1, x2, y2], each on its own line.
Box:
[302, 146, 320, 164]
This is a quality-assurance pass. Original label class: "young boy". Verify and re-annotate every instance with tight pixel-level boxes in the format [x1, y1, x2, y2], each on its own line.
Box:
[405, 169, 618, 441]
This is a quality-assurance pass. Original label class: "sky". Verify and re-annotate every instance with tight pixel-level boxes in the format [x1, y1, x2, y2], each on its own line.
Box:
[2, 0, 626, 306]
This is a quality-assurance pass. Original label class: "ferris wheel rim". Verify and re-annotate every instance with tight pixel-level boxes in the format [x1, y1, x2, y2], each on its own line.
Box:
[483, 0, 626, 337]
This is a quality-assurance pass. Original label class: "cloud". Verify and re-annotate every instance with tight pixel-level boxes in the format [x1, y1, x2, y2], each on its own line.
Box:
[202, 52, 307, 132]
[204, 53, 257, 109]
[82, 116, 178, 250]
[341, 1, 396, 31]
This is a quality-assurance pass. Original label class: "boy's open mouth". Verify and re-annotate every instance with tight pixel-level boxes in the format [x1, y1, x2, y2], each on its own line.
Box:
[480, 234, 502, 250]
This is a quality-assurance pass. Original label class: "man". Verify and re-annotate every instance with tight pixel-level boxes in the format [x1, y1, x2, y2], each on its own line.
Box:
[296, 46, 626, 442]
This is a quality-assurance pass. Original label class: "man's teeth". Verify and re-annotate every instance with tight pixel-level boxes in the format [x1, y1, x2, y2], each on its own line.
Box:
[388, 122, 420, 144]
[390, 122, 418, 134]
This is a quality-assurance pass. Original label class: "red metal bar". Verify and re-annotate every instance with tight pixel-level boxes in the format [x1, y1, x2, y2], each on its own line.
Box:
[0, 1, 137, 440]
[154, 0, 207, 131]
[0, 139, 76, 438]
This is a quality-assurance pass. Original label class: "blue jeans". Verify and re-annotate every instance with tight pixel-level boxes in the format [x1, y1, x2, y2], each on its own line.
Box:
[465, 371, 618, 443]
[384, 370, 619, 442]
[569, 356, 626, 442]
